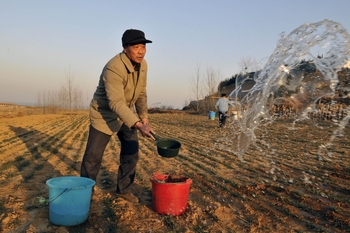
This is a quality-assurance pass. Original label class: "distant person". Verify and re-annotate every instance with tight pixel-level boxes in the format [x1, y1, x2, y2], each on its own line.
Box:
[80, 29, 155, 203]
[215, 93, 234, 128]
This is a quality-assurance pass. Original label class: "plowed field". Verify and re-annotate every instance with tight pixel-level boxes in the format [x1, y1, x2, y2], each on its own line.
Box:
[0, 113, 349, 232]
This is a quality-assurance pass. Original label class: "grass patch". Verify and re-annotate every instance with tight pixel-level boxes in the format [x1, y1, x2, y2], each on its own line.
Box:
[17, 160, 30, 171]
[51, 148, 59, 154]
[30, 146, 38, 154]
[0, 161, 14, 172]
[0, 197, 7, 213]
[23, 172, 34, 182]
[101, 177, 113, 189]
[14, 156, 24, 162]
[33, 164, 44, 171]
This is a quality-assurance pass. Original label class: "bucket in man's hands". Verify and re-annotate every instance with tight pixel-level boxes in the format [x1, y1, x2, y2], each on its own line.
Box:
[150, 172, 192, 216]
[46, 176, 95, 226]
[209, 111, 216, 120]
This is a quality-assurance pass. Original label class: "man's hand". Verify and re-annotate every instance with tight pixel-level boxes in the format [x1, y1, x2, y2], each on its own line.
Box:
[134, 120, 155, 140]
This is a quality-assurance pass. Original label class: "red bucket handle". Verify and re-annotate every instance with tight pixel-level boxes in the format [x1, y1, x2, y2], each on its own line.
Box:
[150, 172, 192, 184]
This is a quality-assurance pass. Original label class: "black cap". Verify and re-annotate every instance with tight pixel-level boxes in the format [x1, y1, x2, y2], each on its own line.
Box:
[122, 29, 152, 47]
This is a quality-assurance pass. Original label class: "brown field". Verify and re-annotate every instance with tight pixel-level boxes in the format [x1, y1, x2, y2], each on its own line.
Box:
[0, 112, 349, 233]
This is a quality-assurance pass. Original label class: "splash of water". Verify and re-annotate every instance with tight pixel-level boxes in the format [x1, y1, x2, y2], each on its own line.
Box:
[228, 19, 350, 160]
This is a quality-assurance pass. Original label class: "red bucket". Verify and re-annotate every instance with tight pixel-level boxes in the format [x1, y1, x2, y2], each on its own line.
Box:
[150, 172, 192, 216]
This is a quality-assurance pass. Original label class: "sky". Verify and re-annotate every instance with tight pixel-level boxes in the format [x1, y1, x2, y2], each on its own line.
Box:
[1, 1, 349, 109]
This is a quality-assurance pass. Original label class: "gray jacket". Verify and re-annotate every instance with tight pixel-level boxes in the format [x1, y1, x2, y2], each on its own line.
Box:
[215, 97, 234, 113]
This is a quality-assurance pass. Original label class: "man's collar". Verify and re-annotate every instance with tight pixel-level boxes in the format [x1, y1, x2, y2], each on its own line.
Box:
[121, 52, 136, 72]
[121, 52, 141, 72]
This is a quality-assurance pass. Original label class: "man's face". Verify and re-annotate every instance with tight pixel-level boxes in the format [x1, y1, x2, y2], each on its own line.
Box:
[124, 44, 147, 64]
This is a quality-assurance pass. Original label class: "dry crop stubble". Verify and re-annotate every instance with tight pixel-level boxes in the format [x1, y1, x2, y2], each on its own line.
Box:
[0, 112, 349, 232]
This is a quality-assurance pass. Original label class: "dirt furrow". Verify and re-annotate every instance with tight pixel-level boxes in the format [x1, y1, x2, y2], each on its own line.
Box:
[1, 113, 349, 233]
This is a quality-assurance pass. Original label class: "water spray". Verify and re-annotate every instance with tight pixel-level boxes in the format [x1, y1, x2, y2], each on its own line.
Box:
[227, 19, 350, 160]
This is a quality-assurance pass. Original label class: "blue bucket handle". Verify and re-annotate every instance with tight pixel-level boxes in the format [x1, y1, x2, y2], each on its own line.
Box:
[49, 188, 69, 204]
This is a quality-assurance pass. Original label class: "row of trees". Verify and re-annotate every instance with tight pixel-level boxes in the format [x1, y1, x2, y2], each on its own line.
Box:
[189, 64, 221, 112]
[36, 70, 87, 114]
[36, 57, 260, 114]
[188, 57, 260, 112]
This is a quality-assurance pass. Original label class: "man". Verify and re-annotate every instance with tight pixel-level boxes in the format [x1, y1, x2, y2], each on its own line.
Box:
[80, 29, 155, 203]
[215, 93, 234, 128]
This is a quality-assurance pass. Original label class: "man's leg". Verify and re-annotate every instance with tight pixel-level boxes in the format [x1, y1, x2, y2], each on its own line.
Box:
[81, 125, 111, 181]
[222, 112, 227, 126]
[219, 112, 223, 127]
[116, 124, 139, 194]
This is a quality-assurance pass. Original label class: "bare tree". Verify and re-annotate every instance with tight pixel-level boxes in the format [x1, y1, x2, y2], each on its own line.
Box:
[37, 89, 60, 114]
[73, 89, 84, 110]
[36, 91, 42, 111]
[47, 90, 59, 113]
[189, 63, 203, 112]
[41, 91, 47, 114]
[238, 56, 259, 73]
[46, 90, 54, 113]
[36, 91, 44, 113]
[62, 68, 78, 113]
[36, 67, 87, 114]
[204, 66, 221, 111]
[57, 87, 66, 109]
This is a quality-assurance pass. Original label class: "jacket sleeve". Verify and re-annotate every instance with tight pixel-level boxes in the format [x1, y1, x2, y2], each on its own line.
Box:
[229, 101, 235, 107]
[215, 100, 219, 107]
[103, 65, 140, 128]
[135, 83, 148, 120]
[135, 61, 148, 120]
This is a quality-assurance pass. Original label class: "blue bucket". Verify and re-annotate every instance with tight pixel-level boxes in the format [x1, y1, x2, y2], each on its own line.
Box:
[209, 111, 216, 120]
[46, 176, 95, 226]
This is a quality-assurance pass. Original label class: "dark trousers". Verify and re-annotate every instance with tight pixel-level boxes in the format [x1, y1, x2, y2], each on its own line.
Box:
[218, 111, 227, 127]
[80, 124, 139, 194]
